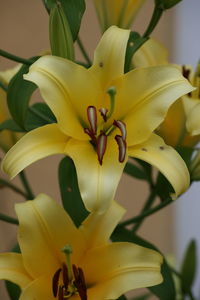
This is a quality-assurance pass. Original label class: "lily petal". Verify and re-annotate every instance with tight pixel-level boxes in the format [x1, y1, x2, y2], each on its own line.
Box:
[128, 134, 190, 197]
[80, 200, 125, 248]
[15, 194, 85, 278]
[186, 102, 200, 136]
[83, 242, 163, 299]
[132, 38, 168, 68]
[65, 138, 127, 213]
[19, 276, 54, 300]
[89, 26, 130, 89]
[24, 55, 103, 140]
[113, 65, 194, 146]
[0, 253, 32, 288]
[2, 123, 68, 178]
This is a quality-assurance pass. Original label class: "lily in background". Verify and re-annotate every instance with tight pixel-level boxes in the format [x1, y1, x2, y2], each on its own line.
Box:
[0, 65, 21, 152]
[2, 26, 194, 213]
[92, 0, 146, 31]
[0, 194, 163, 300]
[133, 38, 200, 148]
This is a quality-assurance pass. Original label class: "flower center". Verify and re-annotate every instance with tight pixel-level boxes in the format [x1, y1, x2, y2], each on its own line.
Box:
[84, 86, 127, 165]
[52, 245, 87, 300]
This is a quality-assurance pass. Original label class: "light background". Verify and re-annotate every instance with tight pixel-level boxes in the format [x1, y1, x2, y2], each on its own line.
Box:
[0, 0, 199, 299]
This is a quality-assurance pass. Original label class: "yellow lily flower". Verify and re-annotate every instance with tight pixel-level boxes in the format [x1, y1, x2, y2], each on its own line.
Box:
[92, 0, 146, 31]
[2, 26, 194, 212]
[0, 194, 163, 299]
[133, 39, 200, 147]
[0, 64, 21, 152]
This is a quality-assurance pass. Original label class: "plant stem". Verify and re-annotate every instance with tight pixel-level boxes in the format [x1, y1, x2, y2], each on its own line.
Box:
[118, 198, 172, 227]
[77, 37, 92, 66]
[0, 81, 7, 92]
[0, 213, 19, 225]
[19, 171, 35, 200]
[0, 49, 34, 65]
[143, 3, 164, 38]
[0, 178, 28, 198]
[131, 189, 157, 233]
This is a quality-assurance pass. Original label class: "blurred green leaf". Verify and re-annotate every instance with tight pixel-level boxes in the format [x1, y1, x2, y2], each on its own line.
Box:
[124, 161, 148, 180]
[180, 240, 197, 295]
[0, 119, 25, 132]
[176, 146, 193, 169]
[131, 295, 150, 300]
[7, 58, 38, 130]
[117, 296, 127, 300]
[25, 102, 56, 131]
[44, 0, 85, 41]
[112, 227, 176, 300]
[49, 3, 74, 59]
[5, 244, 21, 300]
[58, 156, 89, 227]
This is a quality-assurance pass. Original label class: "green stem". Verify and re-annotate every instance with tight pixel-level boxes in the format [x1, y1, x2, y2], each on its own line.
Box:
[188, 290, 196, 300]
[0, 81, 7, 92]
[118, 198, 172, 227]
[77, 37, 92, 66]
[131, 189, 157, 233]
[0, 213, 19, 225]
[0, 49, 34, 65]
[0, 178, 28, 198]
[143, 3, 164, 38]
[19, 171, 35, 200]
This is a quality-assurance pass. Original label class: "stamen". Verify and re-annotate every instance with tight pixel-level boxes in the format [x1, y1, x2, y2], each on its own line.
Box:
[113, 120, 126, 141]
[62, 263, 69, 290]
[99, 107, 108, 122]
[115, 135, 126, 163]
[87, 106, 97, 134]
[107, 86, 117, 120]
[73, 265, 87, 300]
[58, 286, 64, 300]
[97, 133, 107, 165]
[52, 268, 62, 297]
[62, 245, 73, 281]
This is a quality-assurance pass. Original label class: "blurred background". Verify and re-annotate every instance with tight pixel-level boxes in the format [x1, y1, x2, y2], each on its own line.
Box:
[0, 0, 199, 298]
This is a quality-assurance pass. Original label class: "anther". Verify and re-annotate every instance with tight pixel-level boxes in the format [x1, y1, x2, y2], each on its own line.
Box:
[87, 106, 97, 135]
[73, 265, 87, 300]
[115, 135, 126, 163]
[58, 286, 64, 300]
[113, 120, 126, 141]
[62, 263, 69, 290]
[99, 107, 108, 122]
[52, 268, 62, 297]
[97, 133, 107, 165]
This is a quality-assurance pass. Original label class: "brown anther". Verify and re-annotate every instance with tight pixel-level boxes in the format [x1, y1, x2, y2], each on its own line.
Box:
[73, 265, 87, 300]
[62, 263, 69, 290]
[99, 107, 108, 122]
[97, 133, 107, 165]
[113, 120, 127, 141]
[58, 286, 64, 300]
[87, 106, 97, 135]
[115, 135, 126, 163]
[52, 268, 62, 297]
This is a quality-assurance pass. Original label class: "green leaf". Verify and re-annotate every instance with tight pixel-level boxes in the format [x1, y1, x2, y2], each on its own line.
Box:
[124, 161, 148, 180]
[159, 0, 183, 9]
[180, 240, 197, 294]
[49, 3, 74, 60]
[58, 156, 89, 227]
[5, 244, 21, 300]
[117, 296, 127, 300]
[7, 58, 38, 130]
[176, 146, 193, 169]
[0, 119, 25, 132]
[25, 103, 56, 131]
[112, 227, 176, 300]
[44, 0, 85, 41]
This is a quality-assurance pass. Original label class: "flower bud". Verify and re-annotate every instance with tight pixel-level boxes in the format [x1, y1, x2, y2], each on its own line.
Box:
[49, 2, 74, 60]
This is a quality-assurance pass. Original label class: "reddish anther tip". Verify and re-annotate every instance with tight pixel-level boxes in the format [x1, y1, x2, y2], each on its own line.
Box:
[115, 135, 126, 163]
[87, 106, 97, 135]
[62, 263, 69, 290]
[113, 120, 127, 141]
[52, 268, 62, 298]
[97, 133, 107, 165]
